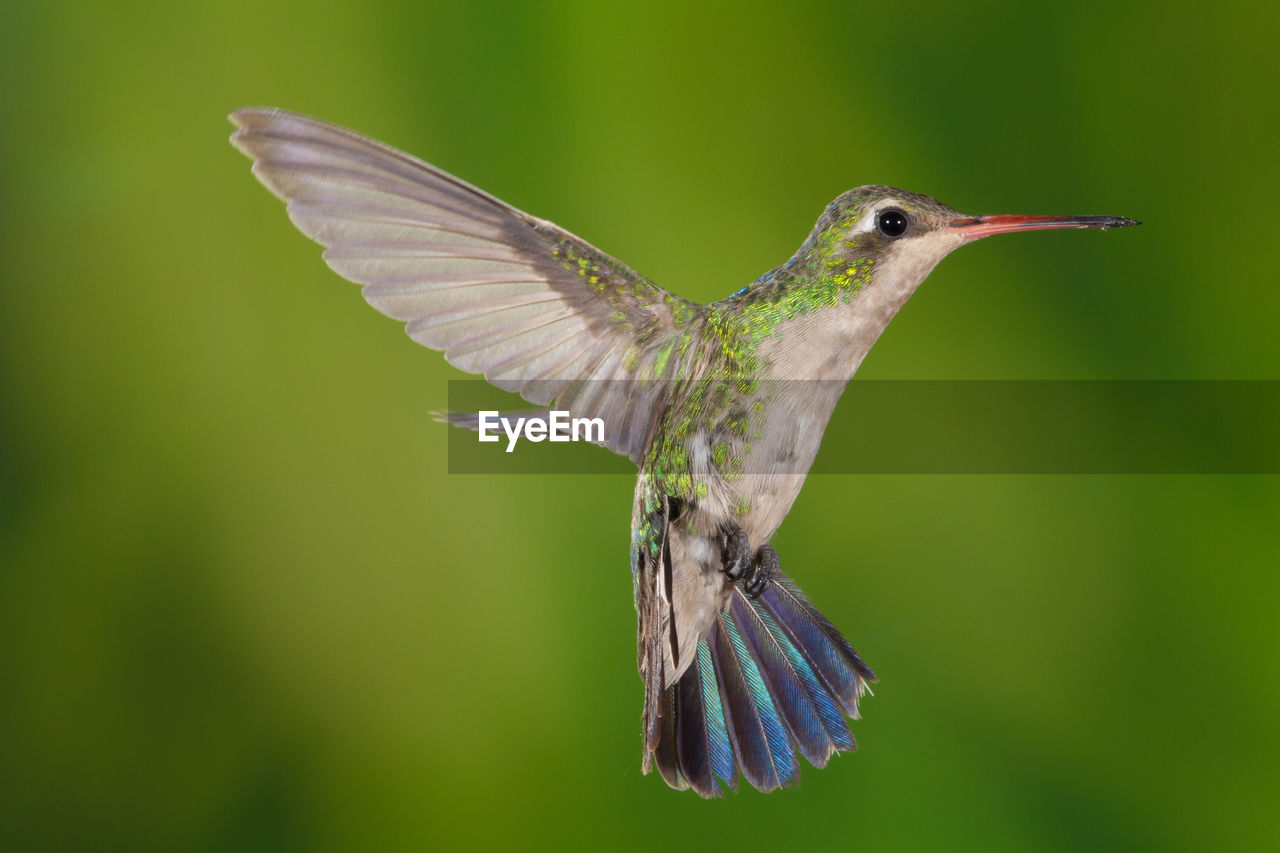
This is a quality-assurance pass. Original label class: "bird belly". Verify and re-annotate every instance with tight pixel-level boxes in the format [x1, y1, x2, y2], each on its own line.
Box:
[687, 394, 837, 543]
[662, 528, 733, 684]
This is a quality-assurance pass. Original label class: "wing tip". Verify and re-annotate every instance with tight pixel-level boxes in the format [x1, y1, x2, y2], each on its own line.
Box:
[228, 105, 297, 129]
[227, 107, 282, 159]
[228, 106, 328, 156]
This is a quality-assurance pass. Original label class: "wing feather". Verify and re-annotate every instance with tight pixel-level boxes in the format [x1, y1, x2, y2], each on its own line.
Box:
[231, 107, 702, 461]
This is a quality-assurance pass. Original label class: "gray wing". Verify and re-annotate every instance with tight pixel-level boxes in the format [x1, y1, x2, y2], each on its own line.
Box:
[230, 107, 695, 462]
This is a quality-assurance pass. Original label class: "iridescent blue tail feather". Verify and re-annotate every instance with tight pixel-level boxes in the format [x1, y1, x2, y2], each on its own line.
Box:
[649, 571, 874, 796]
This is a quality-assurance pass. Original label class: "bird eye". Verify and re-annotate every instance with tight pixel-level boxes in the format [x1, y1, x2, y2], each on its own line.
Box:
[876, 208, 910, 238]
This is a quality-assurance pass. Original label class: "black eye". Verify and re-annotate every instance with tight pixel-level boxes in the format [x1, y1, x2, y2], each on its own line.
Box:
[876, 208, 909, 238]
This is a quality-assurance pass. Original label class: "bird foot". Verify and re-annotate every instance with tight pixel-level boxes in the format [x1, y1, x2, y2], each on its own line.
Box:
[745, 545, 777, 599]
[719, 523, 777, 599]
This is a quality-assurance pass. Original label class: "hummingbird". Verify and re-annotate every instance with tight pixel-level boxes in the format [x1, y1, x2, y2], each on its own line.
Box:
[230, 107, 1139, 797]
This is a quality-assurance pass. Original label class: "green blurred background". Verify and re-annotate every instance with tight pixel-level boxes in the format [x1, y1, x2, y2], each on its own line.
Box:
[3, 1, 1278, 849]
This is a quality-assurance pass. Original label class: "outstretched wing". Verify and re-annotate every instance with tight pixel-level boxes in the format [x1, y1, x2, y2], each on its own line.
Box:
[230, 108, 696, 462]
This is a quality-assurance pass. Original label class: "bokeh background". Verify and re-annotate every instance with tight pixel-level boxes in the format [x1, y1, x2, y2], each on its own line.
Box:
[3, 1, 1278, 849]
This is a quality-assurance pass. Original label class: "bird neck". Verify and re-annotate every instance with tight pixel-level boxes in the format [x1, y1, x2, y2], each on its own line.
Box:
[709, 237, 934, 382]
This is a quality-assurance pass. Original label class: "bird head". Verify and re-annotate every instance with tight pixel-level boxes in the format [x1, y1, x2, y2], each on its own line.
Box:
[808, 185, 1140, 308]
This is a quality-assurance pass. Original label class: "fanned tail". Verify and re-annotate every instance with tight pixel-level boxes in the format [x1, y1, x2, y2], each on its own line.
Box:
[648, 570, 874, 796]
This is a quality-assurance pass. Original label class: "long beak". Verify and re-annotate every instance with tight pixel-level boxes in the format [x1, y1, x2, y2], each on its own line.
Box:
[948, 213, 1141, 241]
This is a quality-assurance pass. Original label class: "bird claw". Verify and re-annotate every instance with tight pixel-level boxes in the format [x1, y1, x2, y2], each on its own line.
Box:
[719, 523, 777, 598]
[744, 545, 777, 599]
